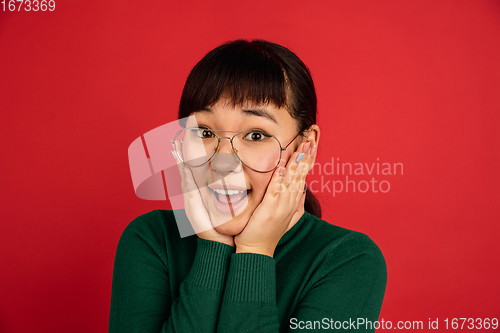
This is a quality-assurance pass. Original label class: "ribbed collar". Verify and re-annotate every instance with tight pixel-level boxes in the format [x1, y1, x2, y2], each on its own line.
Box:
[276, 211, 311, 247]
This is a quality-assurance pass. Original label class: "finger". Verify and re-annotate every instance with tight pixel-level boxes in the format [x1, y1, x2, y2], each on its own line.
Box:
[171, 140, 200, 199]
[176, 154, 213, 233]
[293, 175, 307, 201]
[271, 165, 286, 198]
[171, 138, 185, 160]
[172, 140, 185, 175]
[182, 166, 203, 200]
[260, 165, 285, 204]
[301, 143, 317, 172]
[282, 141, 309, 192]
[297, 185, 306, 210]
[298, 147, 316, 198]
[171, 139, 217, 235]
[293, 142, 316, 195]
[296, 146, 312, 189]
[279, 143, 308, 205]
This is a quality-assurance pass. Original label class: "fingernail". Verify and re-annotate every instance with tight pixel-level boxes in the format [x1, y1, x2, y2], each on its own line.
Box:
[296, 153, 305, 163]
[309, 145, 317, 157]
[302, 142, 311, 153]
[171, 151, 176, 160]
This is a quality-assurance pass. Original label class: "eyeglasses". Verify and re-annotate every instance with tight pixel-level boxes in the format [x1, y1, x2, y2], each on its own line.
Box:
[171, 127, 302, 173]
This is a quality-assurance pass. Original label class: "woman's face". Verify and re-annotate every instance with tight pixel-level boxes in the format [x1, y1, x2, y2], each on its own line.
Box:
[183, 97, 303, 235]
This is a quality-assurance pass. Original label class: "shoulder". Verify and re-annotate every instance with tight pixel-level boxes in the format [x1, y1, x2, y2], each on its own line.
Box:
[116, 209, 190, 257]
[120, 210, 168, 242]
[304, 213, 384, 256]
[120, 209, 186, 236]
[302, 213, 387, 278]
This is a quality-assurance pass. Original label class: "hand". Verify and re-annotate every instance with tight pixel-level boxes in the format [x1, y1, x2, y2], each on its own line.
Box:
[172, 140, 235, 247]
[234, 141, 317, 257]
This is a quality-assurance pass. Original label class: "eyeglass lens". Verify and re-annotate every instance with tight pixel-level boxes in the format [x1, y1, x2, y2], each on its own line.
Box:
[173, 128, 282, 172]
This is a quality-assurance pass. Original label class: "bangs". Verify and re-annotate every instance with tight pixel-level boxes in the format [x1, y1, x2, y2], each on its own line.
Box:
[179, 40, 291, 124]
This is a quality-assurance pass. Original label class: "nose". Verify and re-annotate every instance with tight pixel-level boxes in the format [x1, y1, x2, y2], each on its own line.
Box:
[210, 137, 241, 176]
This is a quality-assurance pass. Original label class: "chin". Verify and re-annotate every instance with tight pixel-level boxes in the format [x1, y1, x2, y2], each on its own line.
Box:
[199, 185, 257, 235]
[213, 217, 249, 235]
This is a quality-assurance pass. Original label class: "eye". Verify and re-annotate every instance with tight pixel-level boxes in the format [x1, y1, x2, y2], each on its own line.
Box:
[243, 130, 272, 142]
[190, 127, 216, 139]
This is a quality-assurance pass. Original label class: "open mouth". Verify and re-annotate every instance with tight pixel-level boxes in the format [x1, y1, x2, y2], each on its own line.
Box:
[207, 183, 251, 215]
[211, 188, 250, 205]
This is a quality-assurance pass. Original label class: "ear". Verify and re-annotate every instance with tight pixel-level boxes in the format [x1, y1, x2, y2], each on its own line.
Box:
[303, 124, 320, 173]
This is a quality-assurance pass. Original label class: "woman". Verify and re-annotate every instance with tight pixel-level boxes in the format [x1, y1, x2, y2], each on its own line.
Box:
[110, 39, 387, 332]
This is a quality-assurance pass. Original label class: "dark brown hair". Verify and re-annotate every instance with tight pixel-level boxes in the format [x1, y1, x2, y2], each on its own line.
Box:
[178, 39, 321, 218]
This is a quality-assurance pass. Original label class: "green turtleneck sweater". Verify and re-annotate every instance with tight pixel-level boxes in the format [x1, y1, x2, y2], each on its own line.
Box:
[109, 209, 386, 332]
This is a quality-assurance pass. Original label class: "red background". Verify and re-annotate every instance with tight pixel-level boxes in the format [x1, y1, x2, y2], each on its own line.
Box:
[1, 1, 499, 332]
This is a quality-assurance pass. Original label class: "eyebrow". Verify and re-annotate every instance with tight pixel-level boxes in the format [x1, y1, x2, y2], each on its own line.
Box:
[201, 107, 278, 124]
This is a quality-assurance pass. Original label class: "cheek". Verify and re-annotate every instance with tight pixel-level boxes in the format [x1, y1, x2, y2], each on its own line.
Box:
[249, 172, 274, 199]
[190, 166, 210, 187]
[279, 151, 293, 168]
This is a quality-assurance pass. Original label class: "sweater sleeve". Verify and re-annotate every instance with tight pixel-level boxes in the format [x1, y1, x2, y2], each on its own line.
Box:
[216, 233, 387, 333]
[109, 213, 234, 333]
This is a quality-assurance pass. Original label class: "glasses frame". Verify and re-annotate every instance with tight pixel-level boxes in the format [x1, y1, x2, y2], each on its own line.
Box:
[171, 127, 303, 173]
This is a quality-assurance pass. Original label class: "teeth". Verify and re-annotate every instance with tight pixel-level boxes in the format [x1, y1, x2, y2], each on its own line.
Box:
[213, 189, 245, 195]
